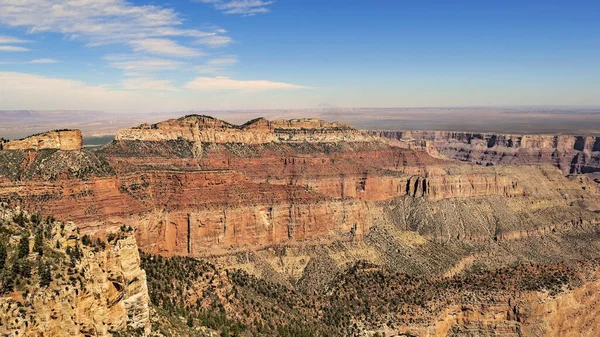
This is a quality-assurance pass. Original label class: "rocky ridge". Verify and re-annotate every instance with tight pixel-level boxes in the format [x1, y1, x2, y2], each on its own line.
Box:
[115, 115, 378, 153]
[372, 130, 600, 174]
[0, 130, 82, 151]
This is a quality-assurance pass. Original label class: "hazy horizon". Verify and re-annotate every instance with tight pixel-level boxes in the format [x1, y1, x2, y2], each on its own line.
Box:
[2, 107, 600, 140]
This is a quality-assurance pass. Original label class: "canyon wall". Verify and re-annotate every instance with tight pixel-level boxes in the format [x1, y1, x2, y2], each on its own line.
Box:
[0, 116, 598, 258]
[1, 130, 82, 151]
[371, 130, 600, 174]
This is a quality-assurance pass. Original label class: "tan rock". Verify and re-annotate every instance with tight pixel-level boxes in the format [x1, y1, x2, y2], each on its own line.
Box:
[2, 130, 83, 151]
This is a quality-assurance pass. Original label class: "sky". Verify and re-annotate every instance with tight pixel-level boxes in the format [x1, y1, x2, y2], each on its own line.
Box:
[0, 0, 599, 112]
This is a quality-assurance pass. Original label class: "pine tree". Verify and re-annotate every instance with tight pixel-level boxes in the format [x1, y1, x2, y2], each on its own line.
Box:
[38, 260, 52, 287]
[0, 242, 6, 270]
[17, 234, 29, 258]
[34, 230, 44, 256]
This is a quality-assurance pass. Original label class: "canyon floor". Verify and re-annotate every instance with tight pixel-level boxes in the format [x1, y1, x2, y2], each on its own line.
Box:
[1, 114, 599, 337]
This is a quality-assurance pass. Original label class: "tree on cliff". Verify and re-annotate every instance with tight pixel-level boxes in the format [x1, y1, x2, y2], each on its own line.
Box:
[17, 234, 29, 258]
[38, 259, 52, 287]
[0, 242, 6, 270]
[34, 230, 44, 256]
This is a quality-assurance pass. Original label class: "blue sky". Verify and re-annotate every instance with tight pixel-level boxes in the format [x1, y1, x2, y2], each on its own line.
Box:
[0, 0, 599, 112]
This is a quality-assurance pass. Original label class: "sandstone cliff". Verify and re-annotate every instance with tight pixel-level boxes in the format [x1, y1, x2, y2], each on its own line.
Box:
[372, 130, 600, 174]
[115, 115, 377, 149]
[1, 116, 600, 336]
[1, 117, 598, 258]
[0, 205, 151, 336]
[1, 129, 82, 151]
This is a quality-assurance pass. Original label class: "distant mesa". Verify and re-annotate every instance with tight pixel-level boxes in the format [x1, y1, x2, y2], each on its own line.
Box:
[115, 114, 371, 145]
[0, 129, 83, 151]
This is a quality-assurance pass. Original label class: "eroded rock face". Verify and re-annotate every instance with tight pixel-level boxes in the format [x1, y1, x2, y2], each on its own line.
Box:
[1, 130, 82, 151]
[0, 206, 151, 336]
[372, 130, 600, 174]
[1, 116, 600, 336]
[115, 115, 376, 148]
[1, 116, 598, 258]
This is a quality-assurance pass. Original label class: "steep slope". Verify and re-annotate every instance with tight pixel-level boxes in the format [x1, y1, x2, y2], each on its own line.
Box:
[0, 204, 150, 336]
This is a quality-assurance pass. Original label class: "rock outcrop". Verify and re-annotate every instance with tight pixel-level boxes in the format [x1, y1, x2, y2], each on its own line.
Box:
[115, 115, 377, 148]
[1, 129, 82, 151]
[372, 130, 600, 174]
[0, 205, 151, 336]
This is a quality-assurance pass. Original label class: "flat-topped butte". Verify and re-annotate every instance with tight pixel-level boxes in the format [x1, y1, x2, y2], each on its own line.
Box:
[115, 115, 376, 144]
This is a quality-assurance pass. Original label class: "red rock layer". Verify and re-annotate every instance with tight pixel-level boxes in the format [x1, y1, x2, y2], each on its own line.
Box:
[1, 117, 596, 257]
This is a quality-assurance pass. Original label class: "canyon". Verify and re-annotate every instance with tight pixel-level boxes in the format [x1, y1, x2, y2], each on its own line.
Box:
[373, 130, 600, 175]
[0, 114, 599, 336]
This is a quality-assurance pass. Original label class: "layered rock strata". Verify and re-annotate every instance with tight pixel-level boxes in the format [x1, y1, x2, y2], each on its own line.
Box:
[0, 116, 598, 258]
[1, 129, 82, 151]
[372, 130, 600, 174]
[115, 115, 377, 147]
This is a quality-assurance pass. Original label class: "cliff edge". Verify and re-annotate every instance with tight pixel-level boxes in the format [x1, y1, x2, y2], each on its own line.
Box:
[115, 115, 375, 145]
[372, 130, 600, 174]
[1, 130, 83, 151]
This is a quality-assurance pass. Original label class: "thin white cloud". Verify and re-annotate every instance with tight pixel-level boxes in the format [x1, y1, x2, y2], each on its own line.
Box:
[197, 35, 232, 47]
[121, 77, 179, 91]
[0, 0, 231, 55]
[0, 45, 29, 52]
[130, 38, 203, 58]
[29, 58, 58, 64]
[0, 71, 135, 110]
[195, 56, 238, 74]
[0, 34, 29, 44]
[106, 55, 185, 74]
[0, 72, 315, 111]
[198, 0, 274, 16]
[185, 76, 307, 91]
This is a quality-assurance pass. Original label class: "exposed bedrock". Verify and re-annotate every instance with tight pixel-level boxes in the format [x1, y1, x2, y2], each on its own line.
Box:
[115, 114, 378, 147]
[0, 129, 82, 151]
[371, 130, 600, 174]
[0, 116, 598, 258]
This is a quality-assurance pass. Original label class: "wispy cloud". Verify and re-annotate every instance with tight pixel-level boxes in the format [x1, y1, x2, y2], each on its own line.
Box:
[106, 55, 185, 74]
[197, 35, 233, 47]
[0, 0, 231, 56]
[130, 38, 203, 58]
[196, 56, 238, 74]
[0, 34, 29, 44]
[0, 71, 135, 110]
[185, 76, 306, 91]
[29, 58, 58, 64]
[0, 45, 29, 52]
[198, 0, 274, 16]
[121, 77, 179, 92]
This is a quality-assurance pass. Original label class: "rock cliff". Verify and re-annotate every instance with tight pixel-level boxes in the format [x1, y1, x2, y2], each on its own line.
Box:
[0, 204, 151, 336]
[115, 115, 377, 149]
[0, 117, 598, 258]
[372, 130, 600, 174]
[1, 115, 600, 336]
[1, 130, 82, 151]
